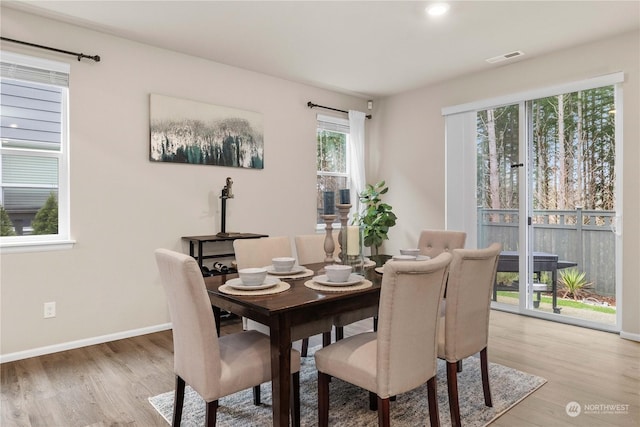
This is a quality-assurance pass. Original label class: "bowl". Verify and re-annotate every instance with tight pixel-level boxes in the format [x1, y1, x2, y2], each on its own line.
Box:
[400, 248, 421, 257]
[238, 267, 268, 286]
[325, 264, 352, 282]
[272, 257, 296, 272]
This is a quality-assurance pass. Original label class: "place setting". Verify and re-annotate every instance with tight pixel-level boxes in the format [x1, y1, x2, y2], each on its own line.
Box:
[305, 264, 372, 292]
[375, 248, 431, 274]
[263, 257, 314, 280]
[219, 267, 290, 296]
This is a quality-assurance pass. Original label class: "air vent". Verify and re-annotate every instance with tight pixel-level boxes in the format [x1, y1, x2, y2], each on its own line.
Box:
[486, 51, 525, 64]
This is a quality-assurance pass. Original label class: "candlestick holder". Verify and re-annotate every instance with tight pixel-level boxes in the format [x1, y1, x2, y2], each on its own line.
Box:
[321, 214, 337, 263]
[336, 203, 352, 263]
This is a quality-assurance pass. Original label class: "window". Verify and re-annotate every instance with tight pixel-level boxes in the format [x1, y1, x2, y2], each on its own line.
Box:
[0, 51, 72, 251]
[316, 114, 350, 225]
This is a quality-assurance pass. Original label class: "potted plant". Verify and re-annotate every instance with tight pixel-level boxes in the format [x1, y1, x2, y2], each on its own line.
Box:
[354, 180, 397, 259]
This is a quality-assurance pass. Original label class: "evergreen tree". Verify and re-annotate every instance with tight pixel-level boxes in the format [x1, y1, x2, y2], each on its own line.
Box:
[32, 193, 58, 235]
[0, 205, 16, 236]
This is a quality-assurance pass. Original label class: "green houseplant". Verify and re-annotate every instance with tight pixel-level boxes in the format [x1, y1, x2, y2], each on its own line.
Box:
[355, 180, 397, 256]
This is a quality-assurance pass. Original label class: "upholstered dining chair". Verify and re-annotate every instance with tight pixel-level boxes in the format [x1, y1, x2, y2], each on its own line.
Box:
[315, 253, 453, 427]
[294, 232, 378, 345]
[154, 248, 301, 427]
[234, 236, 294, 338]
[417, 229, 467, 258]
[233, 236, 316, 402]
[437, 243, 502, 427]
[294, 231, 337, 265]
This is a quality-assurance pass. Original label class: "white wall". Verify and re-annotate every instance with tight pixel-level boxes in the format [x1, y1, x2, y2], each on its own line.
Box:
[0, 8, 369, 357]
[372, 31, 640, 338]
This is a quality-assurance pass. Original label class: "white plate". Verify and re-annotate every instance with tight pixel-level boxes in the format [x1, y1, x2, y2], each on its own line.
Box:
[264, 265, 306, 275]
[313, 273, 363, 287]
[391, 255, 430, 261]
[226, 276, 280, 290]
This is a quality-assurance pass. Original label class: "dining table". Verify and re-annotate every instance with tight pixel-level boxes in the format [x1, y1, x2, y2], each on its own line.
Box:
[204, 262, 381, 426]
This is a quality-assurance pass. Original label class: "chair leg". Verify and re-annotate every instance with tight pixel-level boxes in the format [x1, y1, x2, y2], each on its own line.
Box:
[427, 376, 440, 427]
[369, 391, 377, 411]
[457, 359, 463, 373]
[173, 375, 185, 427]
[253, 385, 261, 405]
[301, 338, 309, 357]
[335, 326, 344, 341]
[204, 400, 218, 427]
[446, 361, 461, 427]
[480, 347, 493, 407]
[291, 372, 301, 427]
[377, 396, 390, 427]
[318, 372, 330, 427]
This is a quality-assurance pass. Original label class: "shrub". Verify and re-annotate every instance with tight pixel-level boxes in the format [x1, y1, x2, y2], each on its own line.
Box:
[1, 205, 16, 236]
[32, 193, 58, 235]
[559, 268, 592, 300]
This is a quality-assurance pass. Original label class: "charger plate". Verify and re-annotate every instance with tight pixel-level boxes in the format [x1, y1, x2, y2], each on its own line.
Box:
[265, 265, 307, 275]
[219, 281, 290, 296]
[304, 279, 372, 292]
[265, 268, 314, 280]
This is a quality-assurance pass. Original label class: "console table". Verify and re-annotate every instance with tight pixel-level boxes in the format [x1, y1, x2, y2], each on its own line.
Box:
[182, 233, 268, 276]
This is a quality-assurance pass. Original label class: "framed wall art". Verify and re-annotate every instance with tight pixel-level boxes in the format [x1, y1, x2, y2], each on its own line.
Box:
[149, 94, 264, 169]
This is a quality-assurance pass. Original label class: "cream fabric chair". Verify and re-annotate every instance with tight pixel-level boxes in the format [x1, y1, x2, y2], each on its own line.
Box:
[234, 236, 294, 337]
[437, 243, 501, 427]
[294, 232, 338, 265]
[315, 253, 453, 427]
[294, 232, 378, 344]
[417, 229, 467, 258]
[154, 249, 301, 427]
[233, 236, 315, 402]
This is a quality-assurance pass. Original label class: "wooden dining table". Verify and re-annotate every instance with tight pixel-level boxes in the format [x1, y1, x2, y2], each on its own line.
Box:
[204, 263, 381, 426]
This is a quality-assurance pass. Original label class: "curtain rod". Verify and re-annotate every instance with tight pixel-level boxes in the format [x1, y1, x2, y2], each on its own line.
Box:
[0, 37, 101, 62]
[307, 101, 372, 119]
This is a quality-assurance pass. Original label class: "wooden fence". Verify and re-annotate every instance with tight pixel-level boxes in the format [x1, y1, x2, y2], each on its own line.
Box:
[478, 207, 616, 296]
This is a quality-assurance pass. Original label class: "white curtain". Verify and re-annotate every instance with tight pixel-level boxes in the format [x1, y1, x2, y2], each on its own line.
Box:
[348, 110, 366, 215]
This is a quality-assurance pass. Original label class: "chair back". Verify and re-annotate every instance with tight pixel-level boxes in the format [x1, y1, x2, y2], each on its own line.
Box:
[294, 232, 338, 265]
[417, 229, 467, 258]
[233, 236, 292, 269]
[154, 249, 222, 398]
[376, 252, 452, 397]
[442, 243, 502, 361]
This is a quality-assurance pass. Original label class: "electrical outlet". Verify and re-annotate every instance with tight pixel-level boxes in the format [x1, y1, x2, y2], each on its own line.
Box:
[44, 302, 56, 318]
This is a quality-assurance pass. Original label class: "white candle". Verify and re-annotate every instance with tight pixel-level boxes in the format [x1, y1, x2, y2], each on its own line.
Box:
[346, 226, 360, 256]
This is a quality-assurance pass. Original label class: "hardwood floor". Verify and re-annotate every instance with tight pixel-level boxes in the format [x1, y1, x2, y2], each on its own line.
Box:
[1, 311, 638, 426]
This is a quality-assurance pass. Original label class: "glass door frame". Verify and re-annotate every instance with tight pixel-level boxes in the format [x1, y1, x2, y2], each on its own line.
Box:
[445, 72, 624, 333]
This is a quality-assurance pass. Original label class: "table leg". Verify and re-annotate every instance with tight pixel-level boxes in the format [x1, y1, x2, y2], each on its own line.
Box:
[270, 315, 292, 426]
[552, 269, 561, 314]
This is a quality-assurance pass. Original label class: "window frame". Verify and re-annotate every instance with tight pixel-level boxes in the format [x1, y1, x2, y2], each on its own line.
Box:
[0, 51, 74, 253]
[316, 114, 351, 229]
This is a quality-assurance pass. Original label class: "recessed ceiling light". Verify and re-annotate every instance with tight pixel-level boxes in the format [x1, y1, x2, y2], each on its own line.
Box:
[426, 3, 450, 17]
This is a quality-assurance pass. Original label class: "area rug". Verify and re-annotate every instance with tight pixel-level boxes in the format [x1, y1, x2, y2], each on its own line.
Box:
[149, 348, 545, 426]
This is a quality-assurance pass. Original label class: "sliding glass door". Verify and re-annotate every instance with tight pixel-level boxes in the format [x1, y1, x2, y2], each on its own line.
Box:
[473, 86, 619, 329]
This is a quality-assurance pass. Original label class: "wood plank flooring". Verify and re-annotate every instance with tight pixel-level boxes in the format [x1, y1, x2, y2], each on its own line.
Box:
[1, 311, 638, 426]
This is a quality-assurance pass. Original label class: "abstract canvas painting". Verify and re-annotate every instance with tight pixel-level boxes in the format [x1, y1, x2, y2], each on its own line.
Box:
[149, 94, 263, 169]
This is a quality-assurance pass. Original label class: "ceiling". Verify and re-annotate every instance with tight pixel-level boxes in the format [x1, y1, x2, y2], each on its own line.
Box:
[3, 1, 639, 98]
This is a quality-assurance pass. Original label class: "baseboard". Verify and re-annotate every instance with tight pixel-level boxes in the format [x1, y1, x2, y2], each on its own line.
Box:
[620, 330, 640, 342]
[0, 323, 172, 364]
